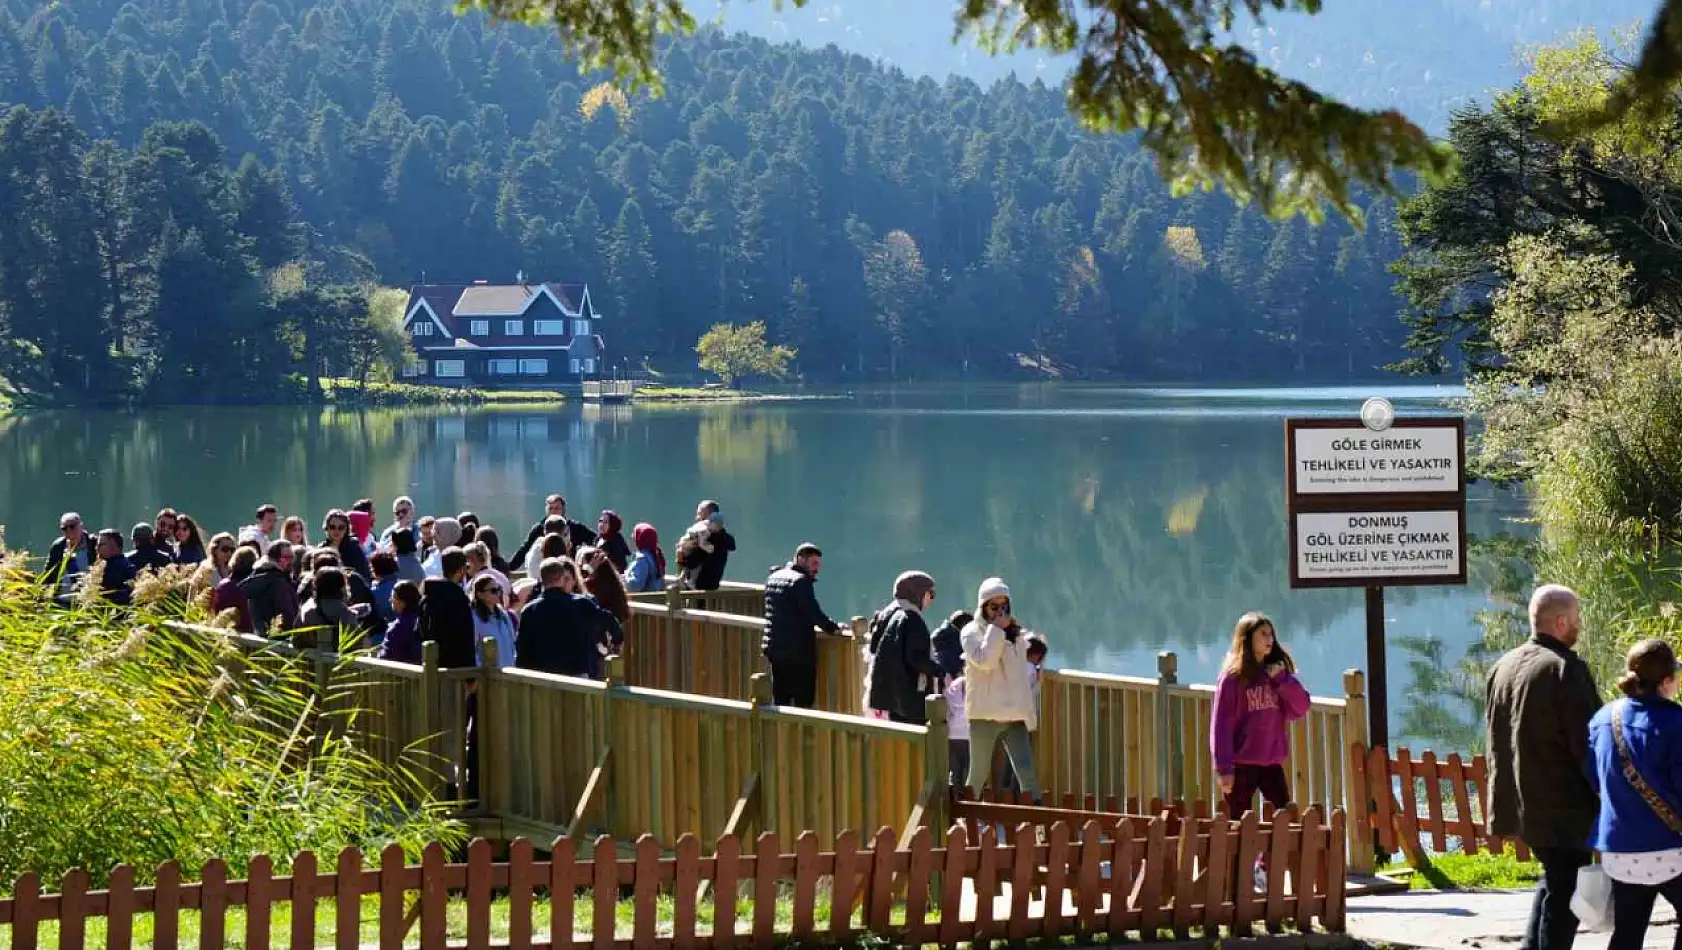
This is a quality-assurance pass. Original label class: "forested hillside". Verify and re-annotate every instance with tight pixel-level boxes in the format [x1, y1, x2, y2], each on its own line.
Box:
[0, 0, 1411, 398]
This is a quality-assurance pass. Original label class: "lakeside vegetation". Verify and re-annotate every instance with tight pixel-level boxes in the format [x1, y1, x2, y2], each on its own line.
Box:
[0, 562, 460, 891]
[1392, 33, 1682, 706]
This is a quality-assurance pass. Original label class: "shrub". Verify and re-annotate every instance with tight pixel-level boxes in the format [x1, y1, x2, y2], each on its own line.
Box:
[0, 560, 462, 890]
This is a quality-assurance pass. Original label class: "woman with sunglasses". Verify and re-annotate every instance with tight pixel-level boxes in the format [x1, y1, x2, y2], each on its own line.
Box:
[470, 574, 517, 668]
[172, 515, 208, 566]
[959, 577, 1040, 801]
[203, 532, 238, 585]
[321, 508, 372, 581]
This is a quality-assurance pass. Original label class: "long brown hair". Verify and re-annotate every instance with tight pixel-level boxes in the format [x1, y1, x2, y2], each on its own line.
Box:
[583, 550, 631, 624]
[1221, 611, 1294, 683]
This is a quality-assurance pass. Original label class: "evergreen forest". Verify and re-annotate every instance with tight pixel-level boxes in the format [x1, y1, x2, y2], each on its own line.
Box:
[0, 0, 1413, 402]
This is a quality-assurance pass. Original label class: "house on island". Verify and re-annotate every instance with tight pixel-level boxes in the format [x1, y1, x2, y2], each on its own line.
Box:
[401, 278, 605, 385]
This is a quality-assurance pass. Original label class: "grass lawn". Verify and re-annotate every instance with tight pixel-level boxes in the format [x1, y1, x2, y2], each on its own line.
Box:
[1384, 850, 1542, 891]
[0, 888, 916, 950]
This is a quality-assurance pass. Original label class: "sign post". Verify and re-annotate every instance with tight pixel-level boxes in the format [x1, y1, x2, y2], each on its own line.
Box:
[1284, 400, 1467, 752]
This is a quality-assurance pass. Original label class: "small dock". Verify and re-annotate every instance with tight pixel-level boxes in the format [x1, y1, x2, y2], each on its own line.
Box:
[581, 379, 637, 403]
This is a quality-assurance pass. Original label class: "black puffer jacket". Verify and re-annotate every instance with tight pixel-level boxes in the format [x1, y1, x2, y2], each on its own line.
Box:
[867, 603, 942, 722]
[241, 561, 302, 635]
[762, 563, 839, 666]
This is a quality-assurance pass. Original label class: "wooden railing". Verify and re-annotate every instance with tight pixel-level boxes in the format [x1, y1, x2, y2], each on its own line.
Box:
[0, 815, 1346, 950]
[169, 624, 935, 853]
[1352, 743, 1531, 867]
[620, 599, 866, 714]
[628, 580, 766, 619]
[170, 618, 1374, 874]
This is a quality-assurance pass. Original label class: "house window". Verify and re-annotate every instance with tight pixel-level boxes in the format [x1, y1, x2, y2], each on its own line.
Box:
[572, 319, 590, 337]
[488, 359, 518, 376]
[519, 359, 548, 375]
[434, 359, 465, 379]
[504, 320, 524, 335]
[402, 358, 428, 378]
[470, 320, 490, 336]
[534, 320, 565, 336]
[569, 358, 581, 374]
[583, 358, 595, 374]
[411, 321, 434, 337]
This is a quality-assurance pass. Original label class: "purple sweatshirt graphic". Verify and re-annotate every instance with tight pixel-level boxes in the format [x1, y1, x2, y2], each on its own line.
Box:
[1211, 670, 1311, 775]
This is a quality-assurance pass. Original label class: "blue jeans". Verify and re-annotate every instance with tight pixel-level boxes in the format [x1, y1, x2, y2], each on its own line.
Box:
[1527, 846, 1591, 950]
[967, 719, 1038, 800]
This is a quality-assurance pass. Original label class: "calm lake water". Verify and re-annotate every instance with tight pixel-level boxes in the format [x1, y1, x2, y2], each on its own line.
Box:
[0, 384, 1525, 747]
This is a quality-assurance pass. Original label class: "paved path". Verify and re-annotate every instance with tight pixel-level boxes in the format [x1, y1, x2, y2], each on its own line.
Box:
[1349, 888, 1678, 949]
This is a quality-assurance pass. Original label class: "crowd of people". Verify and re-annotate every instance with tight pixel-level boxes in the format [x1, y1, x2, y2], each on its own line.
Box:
[37, 491, 1340, 826]
[39, 494, 739, 681]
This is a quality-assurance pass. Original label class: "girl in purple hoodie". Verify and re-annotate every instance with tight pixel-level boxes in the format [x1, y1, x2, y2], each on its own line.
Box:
[1211, 611, 1311, 818]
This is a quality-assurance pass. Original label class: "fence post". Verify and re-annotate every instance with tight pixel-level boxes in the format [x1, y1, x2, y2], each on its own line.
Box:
[665, 581, 683, 614]
[420, 640, 443, 799]
[1342, 669, 1373, 875]
[1156, 651, 1178, 801]
[311, 649, 333, 757]
[478, 638, 499, 816]
[604, 654, 625, 836]
[924, 692, 950, 844]
[751, 671, 776, 837]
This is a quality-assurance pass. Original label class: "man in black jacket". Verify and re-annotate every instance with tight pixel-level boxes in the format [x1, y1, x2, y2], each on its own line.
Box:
[94, 529, 137, 606]
[242, 541, 302, 635]
[44, 512, 97, 605]
[517, 557, 622, 678]
[128, 523, 175, 573]
[511, 494, 597, 567]
[762, 543, 840, 707]
[418, 547, 476, 669]
[683, 510, 737, 592]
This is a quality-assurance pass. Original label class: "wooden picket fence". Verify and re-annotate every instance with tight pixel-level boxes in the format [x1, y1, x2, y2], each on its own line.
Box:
[0, 815, 1346, 950]
[1351, 743, 1531, 866]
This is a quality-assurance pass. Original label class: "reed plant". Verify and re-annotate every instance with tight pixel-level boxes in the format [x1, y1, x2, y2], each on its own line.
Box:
[0, 554, 462, 892]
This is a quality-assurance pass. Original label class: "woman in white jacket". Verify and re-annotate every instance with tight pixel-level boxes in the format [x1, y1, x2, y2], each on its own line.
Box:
[960, 577, 1039, 800]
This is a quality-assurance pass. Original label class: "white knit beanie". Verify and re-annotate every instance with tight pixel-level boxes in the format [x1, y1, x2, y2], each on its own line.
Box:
[976, 577, 1010, 610]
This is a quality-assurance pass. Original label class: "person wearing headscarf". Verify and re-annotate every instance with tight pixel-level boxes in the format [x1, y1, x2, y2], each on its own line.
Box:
[864, 571, 942, 724]
[422, 517, 463, 579]
[623, 523, 667, 593]
[595, 510, 632, 572]
[347, 509, 377, 560]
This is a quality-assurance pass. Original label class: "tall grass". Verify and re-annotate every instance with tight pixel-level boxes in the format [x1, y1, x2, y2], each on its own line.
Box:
[0, 556, 462, 892]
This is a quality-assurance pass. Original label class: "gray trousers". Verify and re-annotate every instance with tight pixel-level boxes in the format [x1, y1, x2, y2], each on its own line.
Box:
[966, 719, 1038, 799]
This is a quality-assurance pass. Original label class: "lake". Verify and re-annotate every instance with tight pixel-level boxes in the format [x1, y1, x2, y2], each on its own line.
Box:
[0, 384, 1525, 748]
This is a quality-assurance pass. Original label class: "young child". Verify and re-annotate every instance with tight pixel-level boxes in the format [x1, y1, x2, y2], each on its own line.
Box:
[945, 674, 970, 788]
[376, 581, 423, 664]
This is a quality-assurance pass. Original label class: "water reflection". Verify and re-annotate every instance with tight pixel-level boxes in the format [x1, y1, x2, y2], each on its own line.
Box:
[0, 384, 1519, 748]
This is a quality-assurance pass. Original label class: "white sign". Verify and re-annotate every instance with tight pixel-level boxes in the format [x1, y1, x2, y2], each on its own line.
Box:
[1293, 425, 1460, 494]
[1295, 510, 1462, 582]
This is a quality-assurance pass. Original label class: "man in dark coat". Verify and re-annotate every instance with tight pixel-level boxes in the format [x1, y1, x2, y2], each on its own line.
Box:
[91, 529, 137, 606]
[517, 557, 622, 678]
[1486, 584, 1601, 950]
[418, 547, 477, 669]
[686, 511, 737, 592]
[128, 523, 175, 573]
[761, 543, 840, 707]
[241, 541, 302, 635]
[44, 512, 97, 605]
[866, 571, 942, 724]
[511, 494, 596, 567]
